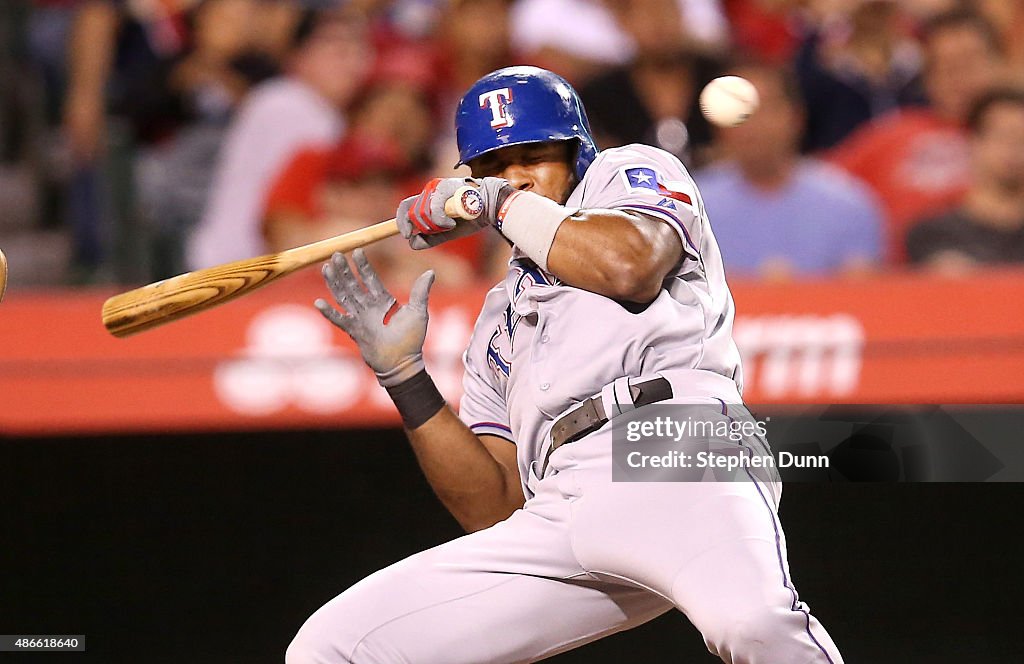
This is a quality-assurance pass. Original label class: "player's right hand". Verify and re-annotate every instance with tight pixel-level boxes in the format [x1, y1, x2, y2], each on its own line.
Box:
[315, 250, 435, 387]
[396, 177, 511, 250]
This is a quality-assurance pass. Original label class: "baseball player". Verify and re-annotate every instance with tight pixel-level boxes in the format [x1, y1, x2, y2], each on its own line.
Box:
[289, 66, 843, 664]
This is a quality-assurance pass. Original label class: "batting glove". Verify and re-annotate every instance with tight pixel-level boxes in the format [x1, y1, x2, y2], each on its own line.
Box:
[396, 176, 514, 250]
[315, 250, 434, 387]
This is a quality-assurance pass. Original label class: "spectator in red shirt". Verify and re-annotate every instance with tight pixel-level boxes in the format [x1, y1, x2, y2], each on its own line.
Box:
[262, 63, 489, 288]
[828, 8, 1005, 262]
[264, 129, 477, 289]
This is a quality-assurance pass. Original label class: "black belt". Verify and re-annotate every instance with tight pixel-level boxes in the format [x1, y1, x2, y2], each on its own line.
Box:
[543, 377, 673, 472]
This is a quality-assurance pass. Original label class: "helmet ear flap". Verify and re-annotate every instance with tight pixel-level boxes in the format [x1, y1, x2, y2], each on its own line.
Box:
[566, 138, 590, 184]
[573, 135, 598, 181]
[565, 139, 580, 174]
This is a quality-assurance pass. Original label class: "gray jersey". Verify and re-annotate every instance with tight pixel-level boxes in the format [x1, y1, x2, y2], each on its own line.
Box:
[459, 144, 743, 494]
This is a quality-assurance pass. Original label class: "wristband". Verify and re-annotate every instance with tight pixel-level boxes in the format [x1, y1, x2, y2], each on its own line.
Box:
[385, 369, 446, 429]
[494, 190, 577, 271]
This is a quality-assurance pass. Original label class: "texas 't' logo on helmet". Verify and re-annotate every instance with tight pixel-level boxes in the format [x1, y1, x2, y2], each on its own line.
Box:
[479, 88, 514, 129]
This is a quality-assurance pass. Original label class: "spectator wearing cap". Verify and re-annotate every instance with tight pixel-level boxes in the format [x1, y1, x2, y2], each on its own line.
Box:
[186, 7, 372, 270]
[721, 0, 803, 65]
[261, 39, 484, 280]
[906, 88, 1024, 271]
[828, 8, 1005, 262]
[263, 131, 413, 252]
[264, 130, 476, 288]
[696, 63, 884, 279]
[353, 56, 439, 174]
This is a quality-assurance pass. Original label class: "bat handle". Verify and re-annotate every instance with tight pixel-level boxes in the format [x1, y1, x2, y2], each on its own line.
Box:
[444, 185, 485, 221]
[0, 247, 8, 303]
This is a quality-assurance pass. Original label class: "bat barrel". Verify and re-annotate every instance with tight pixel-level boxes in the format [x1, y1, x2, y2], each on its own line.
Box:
[101, 219, 400, 337]
[102, 271, 283, 337]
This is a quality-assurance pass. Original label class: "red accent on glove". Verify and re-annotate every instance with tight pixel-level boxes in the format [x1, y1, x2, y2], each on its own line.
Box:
[411, 178, 444, 233]
[382, 299, 400, 326]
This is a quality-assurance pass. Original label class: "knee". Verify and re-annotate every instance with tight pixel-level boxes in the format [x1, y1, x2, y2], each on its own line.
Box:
[285, 625, 353, 664]
[700, 605, 792, 663]
[285, 635, 334, 664]
[723, 610, 781, 656]
[286, 621, 402, 664]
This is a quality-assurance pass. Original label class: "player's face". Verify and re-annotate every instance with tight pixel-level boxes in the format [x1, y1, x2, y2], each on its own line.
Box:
[469, 142, 575, 204]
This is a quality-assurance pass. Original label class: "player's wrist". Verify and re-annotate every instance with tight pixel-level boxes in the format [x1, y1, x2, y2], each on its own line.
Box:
[489, 181, 517, 222]
[374, 354, 426, 388]
[466, 177, 516, 227]
[493, 189, 577, 271]
[383, 368, 446, 430]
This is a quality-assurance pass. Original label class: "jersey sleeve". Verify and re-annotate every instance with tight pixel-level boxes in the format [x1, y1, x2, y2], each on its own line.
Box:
[575, 144, 705, 261]
[456, 289, 514, 443]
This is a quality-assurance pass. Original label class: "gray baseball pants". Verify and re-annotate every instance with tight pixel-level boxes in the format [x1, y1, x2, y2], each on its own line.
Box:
[286, 412, 843, 664]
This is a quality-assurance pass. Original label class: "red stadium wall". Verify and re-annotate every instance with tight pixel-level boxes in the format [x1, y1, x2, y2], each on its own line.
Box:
[2, 269, 1023, 435]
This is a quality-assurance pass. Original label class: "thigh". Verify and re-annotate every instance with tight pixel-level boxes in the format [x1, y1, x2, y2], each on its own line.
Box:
[549, 407, 789, 607]
[288, 488, 671, 664]
[567, 457, 842, 662]
[569, 474, 786, 599]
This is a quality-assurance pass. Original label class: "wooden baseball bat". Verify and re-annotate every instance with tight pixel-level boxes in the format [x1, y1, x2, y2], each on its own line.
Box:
[102, 186, 483, 338]
[0, 247, 8, 303]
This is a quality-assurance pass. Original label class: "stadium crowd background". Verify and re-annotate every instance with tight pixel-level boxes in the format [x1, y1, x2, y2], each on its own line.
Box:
[0, 0, 1022, 289]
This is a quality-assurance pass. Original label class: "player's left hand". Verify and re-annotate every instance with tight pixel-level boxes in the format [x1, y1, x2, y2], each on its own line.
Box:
[315, 250, 435, 387]
[396, 176, 511, 250]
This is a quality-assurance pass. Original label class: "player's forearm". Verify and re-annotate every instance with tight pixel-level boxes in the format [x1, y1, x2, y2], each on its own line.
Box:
[546, 210, 682, 302]
[459, 181, 677, 302]
[314, 252, 523, 531]
[406, 407, 524, 532]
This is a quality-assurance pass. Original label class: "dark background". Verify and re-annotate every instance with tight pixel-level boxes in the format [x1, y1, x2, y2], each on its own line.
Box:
[2, 428, 1021, 663]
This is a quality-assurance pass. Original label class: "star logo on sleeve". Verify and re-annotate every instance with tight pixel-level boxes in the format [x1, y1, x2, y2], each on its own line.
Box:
[621, 166, 693, 206]
[625, 167, 658, 190]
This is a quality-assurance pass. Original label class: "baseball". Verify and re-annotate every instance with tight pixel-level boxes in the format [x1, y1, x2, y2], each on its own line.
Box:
[699, 76, 759, 128]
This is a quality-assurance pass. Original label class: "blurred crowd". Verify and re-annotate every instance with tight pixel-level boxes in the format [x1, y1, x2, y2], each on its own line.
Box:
[0, 0, 1022, 288]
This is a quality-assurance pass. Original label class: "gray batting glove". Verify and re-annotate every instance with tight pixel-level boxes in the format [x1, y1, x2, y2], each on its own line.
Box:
[396, 176, 513, 250]
[314, 250, 435, 387]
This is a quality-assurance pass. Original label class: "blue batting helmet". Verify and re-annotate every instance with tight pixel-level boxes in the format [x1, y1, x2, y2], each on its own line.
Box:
[455, 66, 598, 181]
